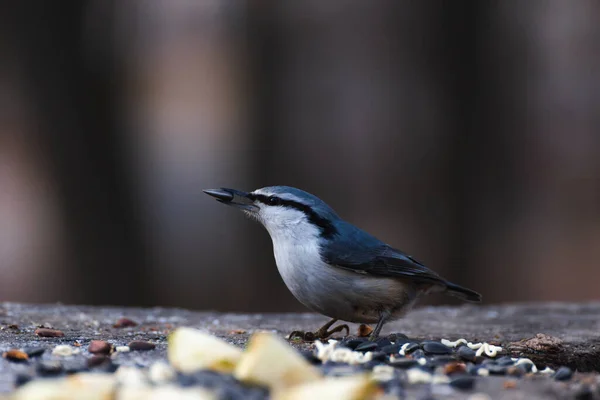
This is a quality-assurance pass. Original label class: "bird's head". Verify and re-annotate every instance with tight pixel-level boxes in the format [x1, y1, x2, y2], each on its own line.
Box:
[203, 186, 340, 239]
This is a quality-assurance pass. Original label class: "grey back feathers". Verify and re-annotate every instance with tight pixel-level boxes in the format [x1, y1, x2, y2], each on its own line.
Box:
[255, 186, 482, 303]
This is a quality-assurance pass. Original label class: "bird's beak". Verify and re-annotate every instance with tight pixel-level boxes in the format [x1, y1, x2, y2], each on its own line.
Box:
[203, 188, 259, 212]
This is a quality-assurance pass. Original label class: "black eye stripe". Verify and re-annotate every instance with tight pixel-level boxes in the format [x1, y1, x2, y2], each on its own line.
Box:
[250, 193, 337, 238]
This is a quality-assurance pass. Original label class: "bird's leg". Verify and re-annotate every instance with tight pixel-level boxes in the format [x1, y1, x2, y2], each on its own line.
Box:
[369, 311, 391, 341]
[289, 318, 350, 341]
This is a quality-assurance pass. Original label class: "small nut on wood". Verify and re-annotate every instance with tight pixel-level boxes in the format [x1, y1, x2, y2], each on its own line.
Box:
[113, 318, 138, 328]
[503, 380, 517, 389]
[357, 324, 373, 337]
[444, 362, 466, 375]
[35, 328, 65, 338]
[128, 340, 156, 351]
[87, 355, 111, 368]
[88, 340, 113, 355]
[3, 349, 29, 362]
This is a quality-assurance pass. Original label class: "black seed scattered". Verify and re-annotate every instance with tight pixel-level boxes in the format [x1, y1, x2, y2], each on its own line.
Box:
[466, 364, 481, 376]
[422, 341, 452, 355]
[517, 362, 533, 373]
[63, 359, 88, 374]
[553, 366, 573, 381]
[381, 344, 401, 355]
[37, 360, 64, 376]
[218, 385, 266, 400]
[481, 359, 498, 366]
[375, 338, 392, 348]
[14, 374, 33, 387]
[361, 360, 385, 370]
[457, 346, 476, 362]
[410, 349, 426, 359]
[104, 363, 119, 373]
[322, 360, 348, 368]
[429, 355, 456, 366]
[341, 338, 367, 350]
[87, 355, 116, 372]
[371, 351, 388, 362]
[487, 365, 507, 375]
[24, 347, 46, 358]
[355, 342, 378, 352]
[177, 374, 197, 387]
[388, 333, 409, 342]
[496, 356, 515, 366]
[438, 355, 457, 362]
[215, 386, 244, 400]
[394, 338, 411, 346]
[243, 387, 269, 400]
[449, 375, 476, 390]
[178, 370, 239, 388]
[180, 370, 268, 400]
[388, 358, 418, 369]
[403, 343, 421, 354]
[506, 366, 524, 377]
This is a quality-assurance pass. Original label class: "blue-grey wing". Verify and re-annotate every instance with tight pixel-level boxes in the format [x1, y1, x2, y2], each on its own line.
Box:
[321, 221, 445, 285]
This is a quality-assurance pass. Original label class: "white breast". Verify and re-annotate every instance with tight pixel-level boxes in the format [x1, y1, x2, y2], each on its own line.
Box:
[259, 205, 417, 323]
[267, 215, 325, 303]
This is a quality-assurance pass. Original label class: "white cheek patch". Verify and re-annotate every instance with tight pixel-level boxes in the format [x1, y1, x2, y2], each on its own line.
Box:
[251, 190, 321, 242]
[259, 206, 306, 228]
[259, 205, 291, 219]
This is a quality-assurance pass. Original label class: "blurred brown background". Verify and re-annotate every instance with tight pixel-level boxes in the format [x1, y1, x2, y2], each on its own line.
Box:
[1, 1, 599, 312]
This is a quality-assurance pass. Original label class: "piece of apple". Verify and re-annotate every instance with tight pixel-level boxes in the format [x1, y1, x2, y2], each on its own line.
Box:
[273, 375, 379, 400]
[168, 327, 243, 374]
[234, 331, 322, 391]
[116, 386, 217, 400]
[11, 373, 116, 400]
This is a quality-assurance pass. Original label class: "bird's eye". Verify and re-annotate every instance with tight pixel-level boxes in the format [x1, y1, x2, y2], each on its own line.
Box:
[267, 196, 281, 206]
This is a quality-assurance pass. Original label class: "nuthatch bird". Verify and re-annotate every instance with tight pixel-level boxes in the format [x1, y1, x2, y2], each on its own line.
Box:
[204, 186, 481, 340]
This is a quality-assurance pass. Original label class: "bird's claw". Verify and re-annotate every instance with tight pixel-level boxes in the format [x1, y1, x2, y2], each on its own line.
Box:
[288, 324, 350, 341]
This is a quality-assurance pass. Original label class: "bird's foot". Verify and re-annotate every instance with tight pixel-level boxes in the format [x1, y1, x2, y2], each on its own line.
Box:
[312, 323, 350, 341]
[288, 324, 350, 342]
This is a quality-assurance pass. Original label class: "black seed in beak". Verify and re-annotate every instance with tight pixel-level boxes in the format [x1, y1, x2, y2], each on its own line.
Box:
[203, 188, 234, 202]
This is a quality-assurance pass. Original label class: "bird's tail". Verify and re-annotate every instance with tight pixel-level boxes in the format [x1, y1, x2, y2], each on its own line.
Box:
[444, 282, 482, 303]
